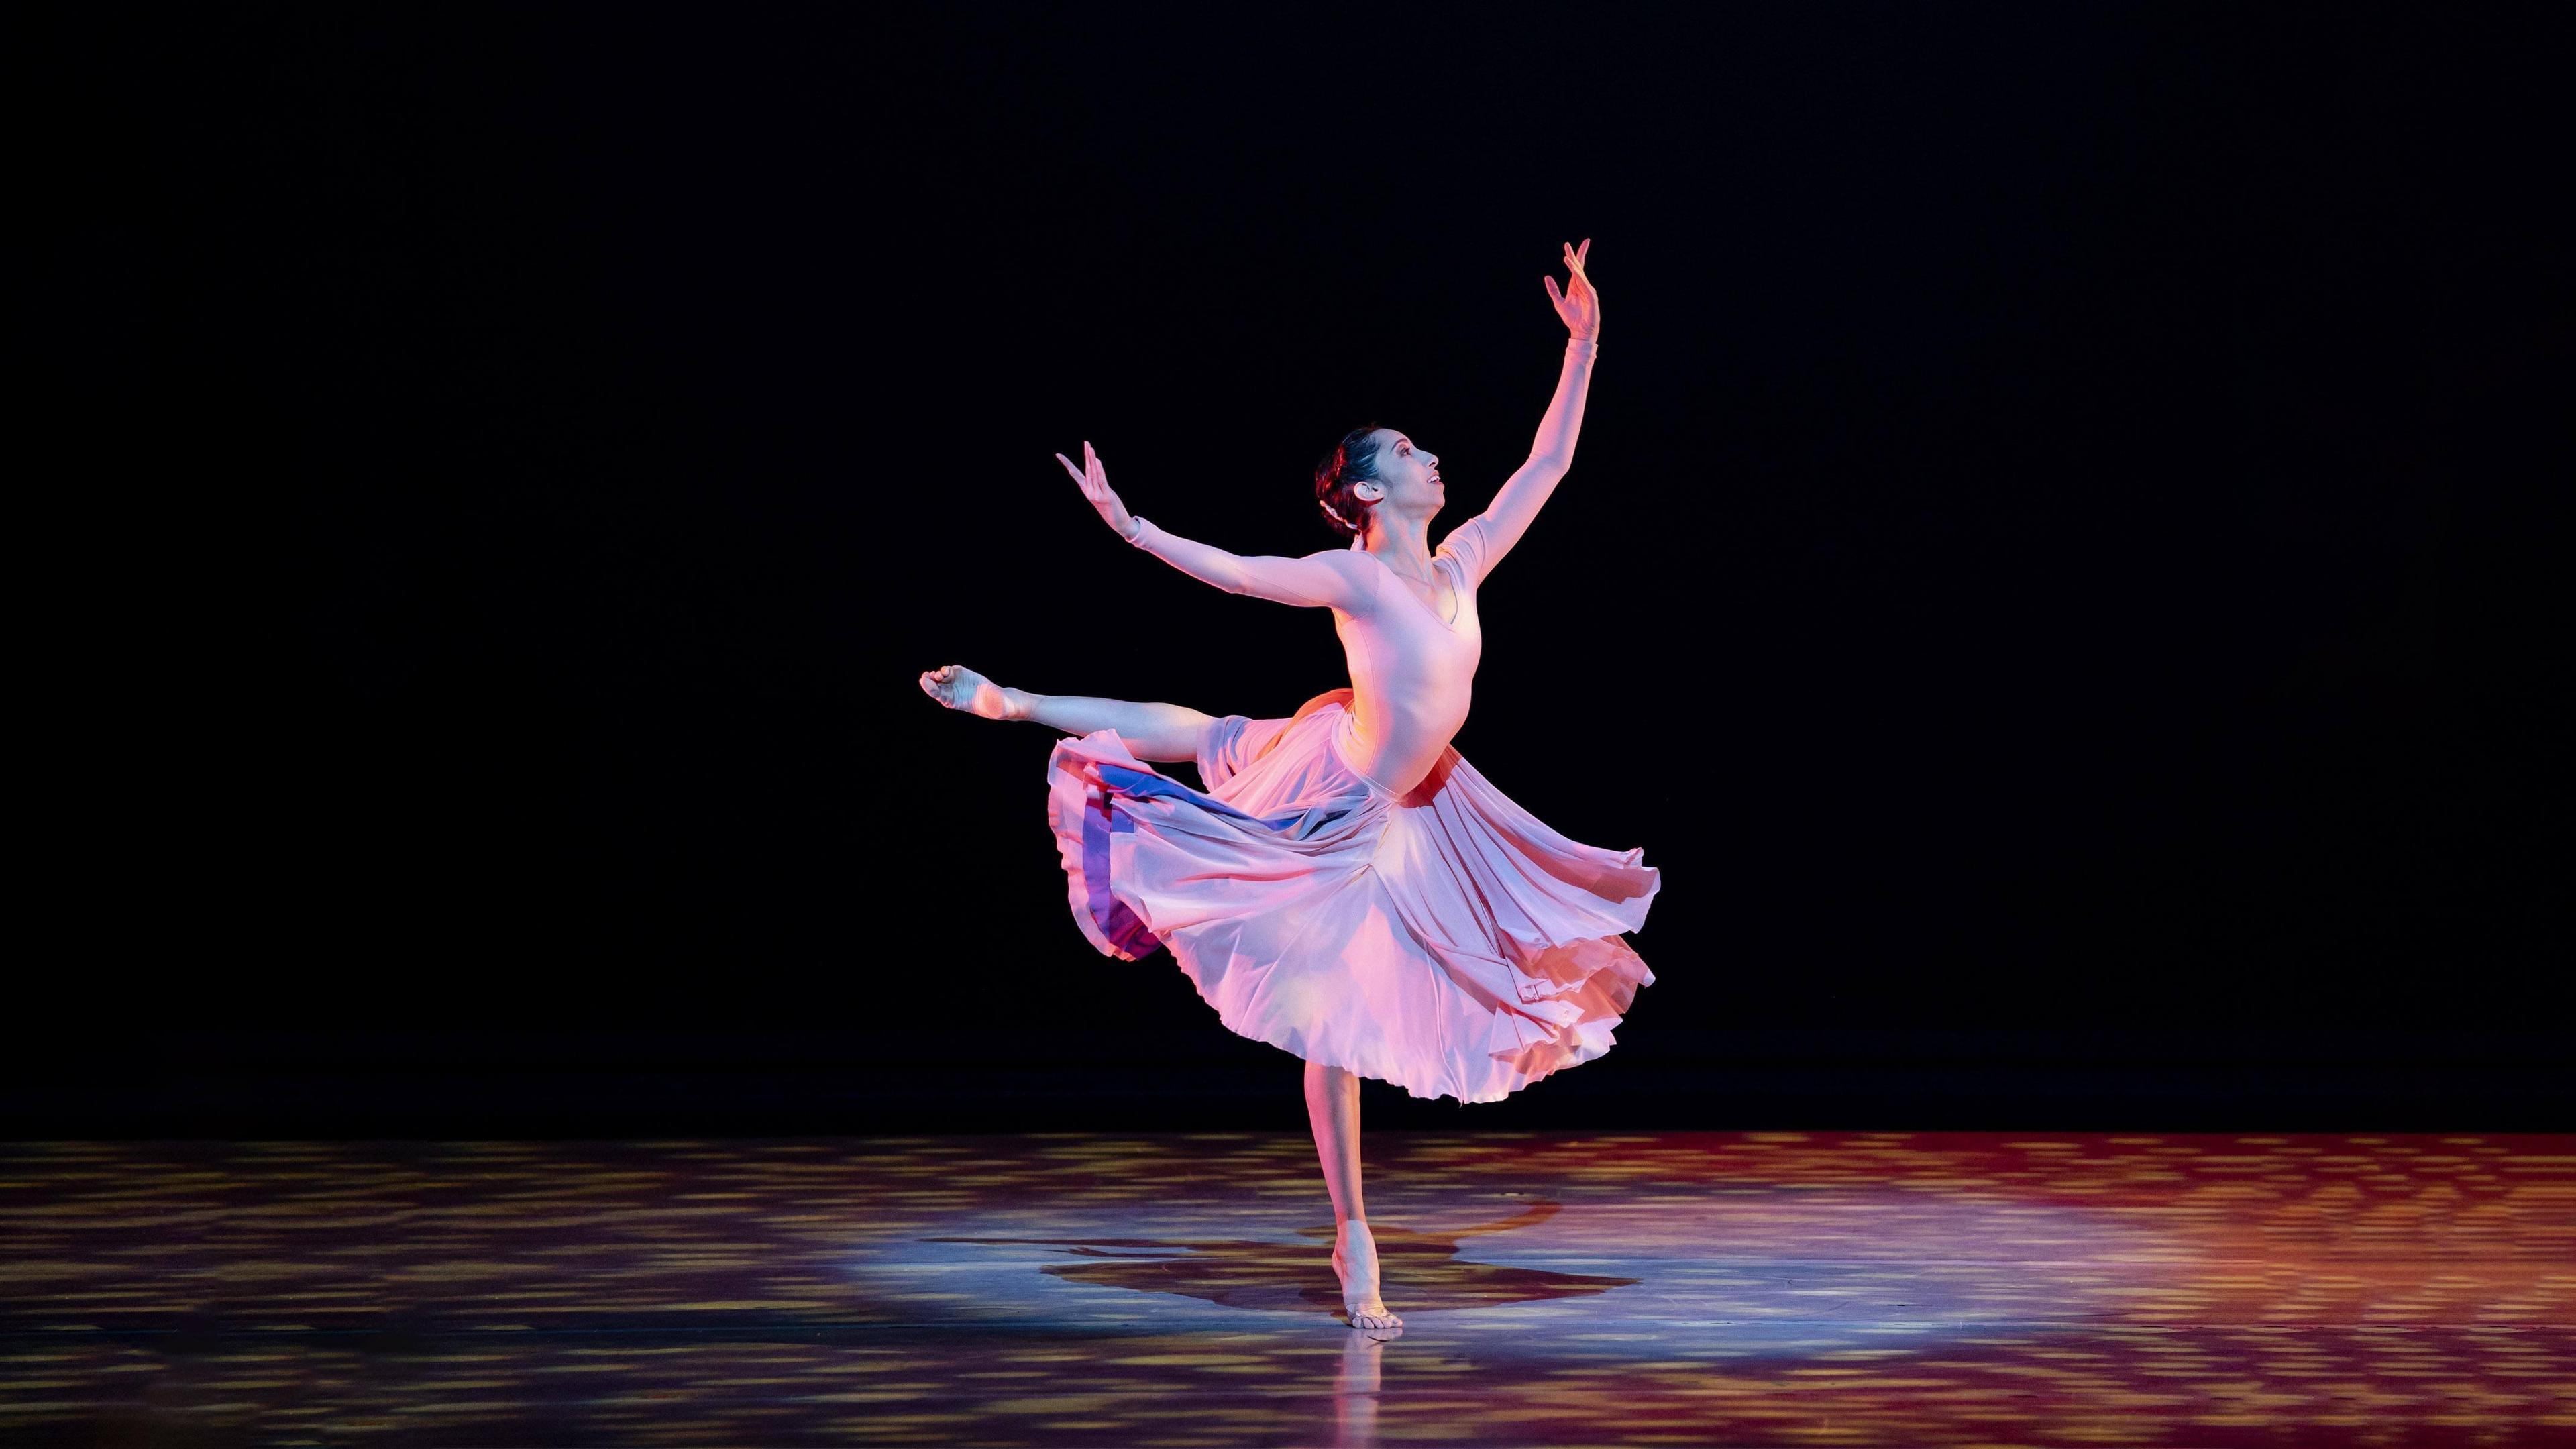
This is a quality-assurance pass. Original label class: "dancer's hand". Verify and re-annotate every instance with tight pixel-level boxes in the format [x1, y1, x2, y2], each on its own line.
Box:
[1056, 441, 1138, 541]
[1543, 238, 1599, 341]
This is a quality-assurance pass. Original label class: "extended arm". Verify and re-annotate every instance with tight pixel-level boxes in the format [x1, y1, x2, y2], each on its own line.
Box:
[1126, 519, 1365, 610]
[1059, 441, 1368, 611]
[1468, 240, 1602, 577]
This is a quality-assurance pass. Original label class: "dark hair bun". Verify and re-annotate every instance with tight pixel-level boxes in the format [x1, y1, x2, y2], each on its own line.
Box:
[1312, 423, 1385, 541]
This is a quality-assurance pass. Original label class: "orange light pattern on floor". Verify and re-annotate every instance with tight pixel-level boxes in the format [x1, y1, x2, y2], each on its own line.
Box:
[2, 1132, 2570, 1444]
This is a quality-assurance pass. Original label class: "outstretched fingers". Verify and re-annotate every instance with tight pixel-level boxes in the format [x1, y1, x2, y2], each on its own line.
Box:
[1057, 443, 1110, 491]
[1562, 239, 1595, 294]
[1057, 452, 1106, 506]
[1545, 239, 1598, 327]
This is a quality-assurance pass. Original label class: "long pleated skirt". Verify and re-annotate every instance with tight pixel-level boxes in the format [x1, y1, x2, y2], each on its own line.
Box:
[1042, 692, 1661, 1104]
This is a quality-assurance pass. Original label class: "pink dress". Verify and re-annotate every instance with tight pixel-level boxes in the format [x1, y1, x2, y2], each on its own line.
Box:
[1044, 513, 1660, 1104]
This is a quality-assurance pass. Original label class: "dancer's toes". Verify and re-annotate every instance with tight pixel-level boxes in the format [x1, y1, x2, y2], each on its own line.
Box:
[1331, 1222, 1401, 1331]
[918, 663, 1016, 720]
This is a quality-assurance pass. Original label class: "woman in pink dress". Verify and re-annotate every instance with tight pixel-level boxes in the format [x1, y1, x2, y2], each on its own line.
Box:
[918, 240, 1657, 1331]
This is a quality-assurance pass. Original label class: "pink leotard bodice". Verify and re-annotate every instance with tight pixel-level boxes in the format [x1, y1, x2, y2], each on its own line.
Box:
[1332, 514, 1496, 798]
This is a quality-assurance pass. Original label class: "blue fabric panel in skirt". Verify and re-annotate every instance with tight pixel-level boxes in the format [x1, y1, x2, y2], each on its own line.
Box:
[1077, 755, 1364, 959]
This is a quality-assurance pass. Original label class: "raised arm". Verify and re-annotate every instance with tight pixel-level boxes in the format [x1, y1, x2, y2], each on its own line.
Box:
[1466, 239, 1602, 578]
[1059, 441, 1369, 611]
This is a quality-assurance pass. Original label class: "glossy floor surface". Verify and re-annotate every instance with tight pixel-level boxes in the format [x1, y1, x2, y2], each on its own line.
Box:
[3, 1132, 2571, 1446]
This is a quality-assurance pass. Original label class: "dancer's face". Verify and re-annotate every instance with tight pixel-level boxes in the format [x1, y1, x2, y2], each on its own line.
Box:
[1360, 430, 1443, 517]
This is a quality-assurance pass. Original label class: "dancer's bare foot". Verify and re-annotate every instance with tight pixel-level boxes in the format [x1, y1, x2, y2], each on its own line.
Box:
[1332, 1221, 1403, 1331]
[918, 663, 1022, 720]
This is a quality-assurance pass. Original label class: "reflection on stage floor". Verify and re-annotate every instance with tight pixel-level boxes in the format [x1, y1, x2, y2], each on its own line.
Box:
[4, 1132, 2571, 1444]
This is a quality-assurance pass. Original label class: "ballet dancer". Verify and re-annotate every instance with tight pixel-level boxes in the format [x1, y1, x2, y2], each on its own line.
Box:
[920, 240, 1659, 1332]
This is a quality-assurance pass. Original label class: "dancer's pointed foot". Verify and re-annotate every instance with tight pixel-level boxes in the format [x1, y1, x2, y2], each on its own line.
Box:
[1332, 1220, 1403, 1331]
[918, 663, 1020, 720]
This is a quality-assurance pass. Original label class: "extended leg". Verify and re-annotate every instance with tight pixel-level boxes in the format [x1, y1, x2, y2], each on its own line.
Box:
[1305, 1060, 1402, 1330]
[918, 663, 1214, 761]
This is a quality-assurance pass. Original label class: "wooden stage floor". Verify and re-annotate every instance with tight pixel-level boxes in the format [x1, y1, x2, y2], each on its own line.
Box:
[3, 1132, 2571, 1446]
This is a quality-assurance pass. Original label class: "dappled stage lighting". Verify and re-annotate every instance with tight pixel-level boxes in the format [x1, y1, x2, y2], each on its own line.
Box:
[7, 1132, 2570, 1443]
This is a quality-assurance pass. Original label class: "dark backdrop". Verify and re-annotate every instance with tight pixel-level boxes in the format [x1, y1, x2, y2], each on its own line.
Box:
[28, 5, 2565, 1134]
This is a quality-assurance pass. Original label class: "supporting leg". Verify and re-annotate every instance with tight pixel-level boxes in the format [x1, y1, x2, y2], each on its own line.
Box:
[1305, 1059, 1403, 1330]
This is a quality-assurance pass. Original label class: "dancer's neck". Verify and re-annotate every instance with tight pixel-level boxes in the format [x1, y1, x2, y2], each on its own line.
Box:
[1360, 515, 1434, 574]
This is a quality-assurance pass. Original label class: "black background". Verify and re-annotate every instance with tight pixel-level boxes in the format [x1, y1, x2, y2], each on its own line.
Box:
[28, 5, 2566, 1134]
